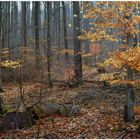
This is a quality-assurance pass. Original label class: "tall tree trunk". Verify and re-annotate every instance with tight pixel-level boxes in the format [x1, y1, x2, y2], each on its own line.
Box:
[0, 2, 4, 91]
[73, 2, 82, 82]
[46, 2, 52, 87]
[13, 2, 18, 56]
[124, 31, 135, 122]
[34, 2, 40, 69]
[26, 2, 30, 39]
[43, 2, 47, 55]
[57, 2, 61, 57]
[21, 2, 27, 47]
[62, 1, 69, 61]
[1, 2, 4, 85]
[124, 68, 135, 122]
[54, 2, 57, 47]
[7, 2, 10, 50]
[31, 2, 35, 37]
[10, 2, 14, 49]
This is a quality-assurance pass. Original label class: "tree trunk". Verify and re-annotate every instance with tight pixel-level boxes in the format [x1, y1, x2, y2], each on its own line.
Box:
[43, 2, 47, 56]
[58, 2, 61, 60]
[46, 2, 52, 87]
[7, 2, 10, 50]
[13, 2, 18, 56]
[124, 69, 135, 122]
[0, 2, 3, 89]
[62, 2, 69, 61]
[73, 2, 82, 82]
[26, 2, 31, 39]
[124, 33, 135, 122]
[34, 2, 41, 69]
[21, 2, 27, 47]
[31, 2, 35, 37]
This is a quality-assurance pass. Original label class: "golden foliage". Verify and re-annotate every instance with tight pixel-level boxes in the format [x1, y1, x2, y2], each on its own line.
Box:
[101, 47, 140, 86]
[0, 60, 21, 68]
[134, 106, 140, 116]
[103, 47, 140, 71]
[80, 2, 140, 42]
[99, 72, 126, 82]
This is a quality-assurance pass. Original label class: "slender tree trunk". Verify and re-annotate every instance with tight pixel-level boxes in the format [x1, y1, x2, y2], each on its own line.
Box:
[21, 2, 27, 47]
[58, 2, 61, 60]
[34, 2, 41, 69]
[52, 2, 56, 48]
[124, 32, 135, 122]
[7, 2, 10, 50]
[1, 2, 5, 85]
[73, 2, 82, 82]
[0, 2, 4, 91]
[43, 2, 47, 55]
[26, 2, 30, 39]
[46, 2, 52, 87]
[62, 1, 69, 61]
[31, 2, 35, 37]
[124, 67, 135, 122]
[13, 2, 18, 56]
[54, 3, 57, 47]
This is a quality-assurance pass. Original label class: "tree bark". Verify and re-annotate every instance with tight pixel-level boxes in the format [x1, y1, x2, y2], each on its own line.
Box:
[124, 32, 135, 122]
[73, 2, 82, 82]
[62, 2, 69, 61]
[46, 2, 52, 87]
[43, 2, 47, 56]
[57, 2, 61, 60]
[0, 2, 3, 88]
[21, 2, 27, 47]
[34, 2, 41, 69]
[31, 2, 35, 37]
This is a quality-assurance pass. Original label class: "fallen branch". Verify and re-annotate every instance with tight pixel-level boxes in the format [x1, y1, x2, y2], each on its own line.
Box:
[83, 79, 103, 83]
[116, 130, 129, 139]
[76, 130, 91, 139]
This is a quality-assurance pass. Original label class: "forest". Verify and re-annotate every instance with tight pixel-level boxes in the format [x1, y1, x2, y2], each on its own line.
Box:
[0, 1, 140, 139]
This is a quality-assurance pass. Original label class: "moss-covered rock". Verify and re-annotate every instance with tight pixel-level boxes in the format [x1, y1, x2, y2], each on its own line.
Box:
[1, 107, 38, 130]
[39, 103, 81, 117]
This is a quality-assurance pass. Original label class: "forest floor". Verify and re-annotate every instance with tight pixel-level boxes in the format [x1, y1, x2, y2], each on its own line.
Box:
[0, 70, 140, 139]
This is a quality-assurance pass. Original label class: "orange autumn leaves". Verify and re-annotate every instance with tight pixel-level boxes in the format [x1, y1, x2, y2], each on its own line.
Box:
[80, 2, 140, 42]
[100, 47, 140, 86]
[104, 47, 140, 72]
[80, 2, 140, 86]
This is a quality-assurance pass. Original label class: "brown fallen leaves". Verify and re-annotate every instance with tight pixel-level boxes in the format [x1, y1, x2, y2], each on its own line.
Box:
[0, 81, 140, 139]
